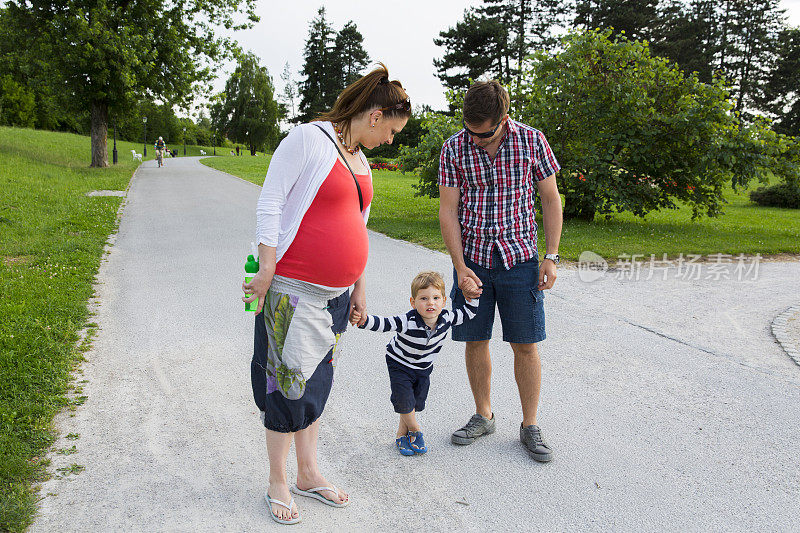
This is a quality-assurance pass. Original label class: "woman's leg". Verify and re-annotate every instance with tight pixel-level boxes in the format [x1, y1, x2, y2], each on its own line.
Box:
[266, 428, 299, 521]
[294, 419, 349, 504]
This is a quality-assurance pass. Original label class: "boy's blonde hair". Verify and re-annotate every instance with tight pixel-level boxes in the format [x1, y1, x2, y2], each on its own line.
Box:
[411, 271, 446, 298]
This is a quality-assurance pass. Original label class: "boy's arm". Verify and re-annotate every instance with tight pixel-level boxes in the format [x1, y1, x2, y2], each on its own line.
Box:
[357, 313, 408, 332]
[450, 297, 480, 326]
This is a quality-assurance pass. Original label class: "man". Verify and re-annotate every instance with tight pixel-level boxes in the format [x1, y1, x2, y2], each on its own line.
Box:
[154, 136, 166, 167]
[438, 80, 563, 462]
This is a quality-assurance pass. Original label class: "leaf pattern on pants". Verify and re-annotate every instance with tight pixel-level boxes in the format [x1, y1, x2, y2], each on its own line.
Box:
[263, 291, 306, 399]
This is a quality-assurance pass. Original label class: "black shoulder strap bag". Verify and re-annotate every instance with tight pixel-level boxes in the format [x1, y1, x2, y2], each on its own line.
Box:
[313, 123, 364, 212]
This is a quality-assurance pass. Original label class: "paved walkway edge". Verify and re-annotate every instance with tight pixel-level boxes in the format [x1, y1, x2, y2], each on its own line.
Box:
[772, 305, 800, 367]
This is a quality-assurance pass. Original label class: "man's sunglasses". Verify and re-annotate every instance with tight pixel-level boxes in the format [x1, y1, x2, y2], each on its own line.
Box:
[380, 99, 411, 112]
[463, 120, 502, 139]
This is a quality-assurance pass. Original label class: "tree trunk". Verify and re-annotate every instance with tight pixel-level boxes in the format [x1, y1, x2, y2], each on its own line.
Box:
[90, 100, 109, 168]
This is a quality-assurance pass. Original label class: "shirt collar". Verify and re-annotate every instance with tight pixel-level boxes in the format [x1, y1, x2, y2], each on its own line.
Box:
[411, 310, 445, 330]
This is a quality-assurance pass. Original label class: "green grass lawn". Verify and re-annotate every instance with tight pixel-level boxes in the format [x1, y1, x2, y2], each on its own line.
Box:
[201, 153, 272, 183]
[0, 126, 140, 532]
[201, 156, 800, 260]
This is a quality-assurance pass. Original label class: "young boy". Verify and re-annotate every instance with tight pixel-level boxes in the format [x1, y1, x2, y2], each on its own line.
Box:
[350, 271, 479, 455]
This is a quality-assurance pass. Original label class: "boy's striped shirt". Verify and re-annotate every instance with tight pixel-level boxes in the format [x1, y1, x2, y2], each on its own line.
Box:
[358, 299, 479, 370]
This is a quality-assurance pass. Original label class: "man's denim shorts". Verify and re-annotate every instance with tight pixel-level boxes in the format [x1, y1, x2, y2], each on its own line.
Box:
[450, 248, 546, 344]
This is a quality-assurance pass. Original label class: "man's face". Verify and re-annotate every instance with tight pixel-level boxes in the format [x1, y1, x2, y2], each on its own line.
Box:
[464, 115, 507, 148]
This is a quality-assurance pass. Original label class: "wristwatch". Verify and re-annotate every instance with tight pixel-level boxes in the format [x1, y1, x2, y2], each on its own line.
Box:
[544, 253, 560, 265]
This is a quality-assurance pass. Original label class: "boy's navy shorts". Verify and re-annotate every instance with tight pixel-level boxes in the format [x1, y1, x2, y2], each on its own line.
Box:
[450, 248, 546, 344]
[385, 355, 433, 414]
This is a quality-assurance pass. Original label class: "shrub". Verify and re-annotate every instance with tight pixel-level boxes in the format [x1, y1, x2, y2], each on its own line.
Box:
[749, 183, 800, 208]
[397, 110, 461, 197]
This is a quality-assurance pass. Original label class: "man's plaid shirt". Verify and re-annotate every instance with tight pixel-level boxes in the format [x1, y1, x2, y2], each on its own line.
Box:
[438, 119, 560, 269]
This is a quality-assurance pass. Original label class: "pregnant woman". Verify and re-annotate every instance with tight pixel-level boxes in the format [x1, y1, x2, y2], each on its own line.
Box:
[243, 63, 410, 524]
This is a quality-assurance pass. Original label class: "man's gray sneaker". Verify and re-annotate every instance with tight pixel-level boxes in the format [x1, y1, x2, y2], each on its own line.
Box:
[520, 424, 552, 462]
[451, 413, 495, 445]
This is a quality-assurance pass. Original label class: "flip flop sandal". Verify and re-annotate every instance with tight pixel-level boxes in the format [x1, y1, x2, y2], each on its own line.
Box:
[264, 493, 301, 525]
[291, 483, 350, 508]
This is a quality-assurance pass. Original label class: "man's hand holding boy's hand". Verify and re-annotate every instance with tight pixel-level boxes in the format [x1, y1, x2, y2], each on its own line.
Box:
[458, 270, 482, 299]
[349, 309, 362, 326]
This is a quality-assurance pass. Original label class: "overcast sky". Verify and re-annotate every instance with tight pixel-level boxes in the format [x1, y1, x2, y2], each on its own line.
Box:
[210, 0, 800, 113]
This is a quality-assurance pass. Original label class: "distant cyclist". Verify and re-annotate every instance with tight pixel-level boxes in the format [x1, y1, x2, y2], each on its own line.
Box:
[155, 136, 166, 167]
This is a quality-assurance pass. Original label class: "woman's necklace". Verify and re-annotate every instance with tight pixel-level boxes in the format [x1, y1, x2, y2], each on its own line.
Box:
[333, 122, 360, 155]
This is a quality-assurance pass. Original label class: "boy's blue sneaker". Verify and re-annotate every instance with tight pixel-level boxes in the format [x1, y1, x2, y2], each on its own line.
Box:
[396, 435, 415, 456]
[408, 431, 427, 454]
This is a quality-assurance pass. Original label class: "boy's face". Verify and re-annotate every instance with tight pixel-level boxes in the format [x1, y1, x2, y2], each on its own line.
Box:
[410, 286, 446, 321]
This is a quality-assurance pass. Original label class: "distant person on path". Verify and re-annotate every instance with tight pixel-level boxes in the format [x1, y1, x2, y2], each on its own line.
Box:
[242, 63, 410, 525]
[350, 271, 478, 456]
[154, 136, 166, 167]
[236, 145, 240, 156]
[438, 80, 563, 462]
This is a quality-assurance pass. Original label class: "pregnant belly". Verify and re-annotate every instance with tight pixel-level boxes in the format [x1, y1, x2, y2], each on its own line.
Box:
[276, 220, 369, 288]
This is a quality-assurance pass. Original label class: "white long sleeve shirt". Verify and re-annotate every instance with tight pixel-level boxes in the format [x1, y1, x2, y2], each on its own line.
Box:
[256, 121, 372, 262]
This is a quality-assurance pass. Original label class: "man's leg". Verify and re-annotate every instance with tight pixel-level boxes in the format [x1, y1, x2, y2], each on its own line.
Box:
[510, 342, 541, 426]
[465, 340, 492, 419]
[452, 340, 496, 445]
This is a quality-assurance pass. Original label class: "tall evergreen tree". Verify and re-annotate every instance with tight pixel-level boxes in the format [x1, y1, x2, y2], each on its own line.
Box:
[759, 27, 800, 135]
[334, 21, 370, 87]
[722, 0, 785, 114]
[280, 61, 298, 122]
[434, 0, 565, 98]
[573, 0, 660, 41]
[650, 0, 719, 83]
[433, 8, 510, 91]
[297, 7, 338, 122]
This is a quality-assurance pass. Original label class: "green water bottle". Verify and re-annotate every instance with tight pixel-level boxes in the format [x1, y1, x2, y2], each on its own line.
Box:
[244, 254, 259, 312]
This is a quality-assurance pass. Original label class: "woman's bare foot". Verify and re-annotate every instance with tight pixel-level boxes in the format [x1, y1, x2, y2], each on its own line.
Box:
[295, 474, 349, 505]
[267, 481, 299, 522]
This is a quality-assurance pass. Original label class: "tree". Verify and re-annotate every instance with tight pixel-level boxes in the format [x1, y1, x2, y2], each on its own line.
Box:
[518, 29, 798, 221]
[0, 76, 35, 127]
[0, 6, 83, 132]
[211, 53, 281, 154]
[573, 0, 661, 41]
[397, 110, 462, 198]
[334, 21, 370, 87]
[280, 62, 298, 123]
[297, 7, 338, 123]
[759, 27, 800, 136]
[720, 0, 786, 115]
[1, 0, 258, 167]
[433, 8, 510, 92]
[482, 0, 568, 90]
[649, 0, 719, 83]
[433, 0, 567, 106]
